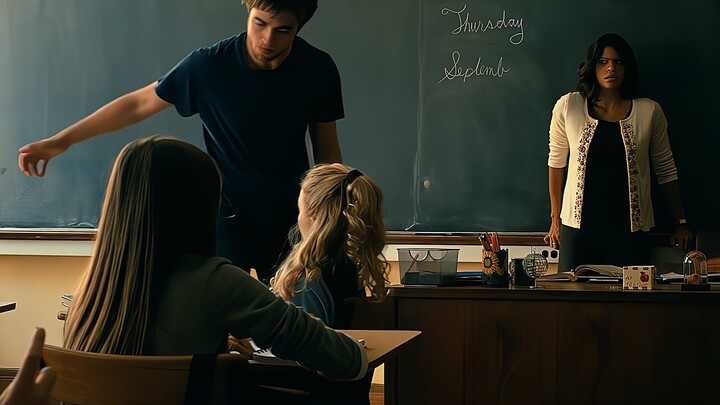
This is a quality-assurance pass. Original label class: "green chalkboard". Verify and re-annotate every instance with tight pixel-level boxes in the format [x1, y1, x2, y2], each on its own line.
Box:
[1, 0, 719, 232]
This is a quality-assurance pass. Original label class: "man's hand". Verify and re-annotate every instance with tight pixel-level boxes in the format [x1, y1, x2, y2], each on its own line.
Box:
[18, 137, 69, 177]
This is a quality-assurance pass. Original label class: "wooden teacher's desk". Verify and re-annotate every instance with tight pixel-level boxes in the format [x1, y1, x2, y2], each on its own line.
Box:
[385, 284, 720, 405]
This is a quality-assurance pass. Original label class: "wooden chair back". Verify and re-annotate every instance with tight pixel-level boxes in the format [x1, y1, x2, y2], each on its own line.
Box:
[41, 345, 248, 404]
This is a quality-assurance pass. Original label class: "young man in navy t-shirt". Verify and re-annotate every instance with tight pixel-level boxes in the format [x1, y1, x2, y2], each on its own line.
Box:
[19, 0, 344, 282]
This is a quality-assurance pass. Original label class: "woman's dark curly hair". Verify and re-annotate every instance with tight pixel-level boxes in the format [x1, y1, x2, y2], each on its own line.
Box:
[576, 33, 640, 102]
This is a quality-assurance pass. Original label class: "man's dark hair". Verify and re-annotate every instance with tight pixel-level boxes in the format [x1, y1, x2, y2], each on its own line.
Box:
[242, 0, 318, 30]
[576, 33, 640, 102]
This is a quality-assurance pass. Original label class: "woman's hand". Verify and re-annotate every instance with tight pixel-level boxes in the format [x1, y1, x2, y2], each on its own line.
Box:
[671, 226, 693, 251]
[226, 335, 254, 361]
[544, 217, 562, 249]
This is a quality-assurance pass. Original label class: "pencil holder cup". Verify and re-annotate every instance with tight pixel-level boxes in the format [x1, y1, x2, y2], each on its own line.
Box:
[398, 248, 459, 286]
[480, 249, 508, 287]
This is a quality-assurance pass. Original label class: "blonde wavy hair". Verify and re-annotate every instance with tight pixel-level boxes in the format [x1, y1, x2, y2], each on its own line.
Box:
[63, 135, 221, 354]
[271, 163, 389, 302]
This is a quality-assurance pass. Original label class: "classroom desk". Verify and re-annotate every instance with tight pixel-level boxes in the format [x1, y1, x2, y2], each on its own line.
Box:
[0, 302, 16, 314]
[385, 284, 720, 405]
[246, 329, 420, 402]
[341, 329, 420, 369]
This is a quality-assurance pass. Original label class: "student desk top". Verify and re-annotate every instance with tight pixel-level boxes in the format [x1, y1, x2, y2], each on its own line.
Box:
[246, 329, 420, 401]
[341, 329, 420, 369]
[385, 284, 720, 405]
[0, 302, 16, 314]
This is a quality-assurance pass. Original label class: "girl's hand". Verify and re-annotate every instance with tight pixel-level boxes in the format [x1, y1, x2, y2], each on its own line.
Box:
[226, 335, 254, 361]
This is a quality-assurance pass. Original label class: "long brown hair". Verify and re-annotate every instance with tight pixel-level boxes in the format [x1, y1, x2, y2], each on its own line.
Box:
[272, 163, 389, 303]
[64, 135, 221, 354]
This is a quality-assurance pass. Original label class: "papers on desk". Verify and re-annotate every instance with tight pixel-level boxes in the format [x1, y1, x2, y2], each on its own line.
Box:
[249, 336, 367, 367]
[656, 272, 720, 284]
[249, 340, 299, 366]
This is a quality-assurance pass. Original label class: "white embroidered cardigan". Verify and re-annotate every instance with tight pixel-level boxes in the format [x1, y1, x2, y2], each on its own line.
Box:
[547, 92, 678, 232]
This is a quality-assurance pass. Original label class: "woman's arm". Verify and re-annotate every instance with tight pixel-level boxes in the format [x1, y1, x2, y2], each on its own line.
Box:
[544, 166, 565, 248]
[658, 180, 692, 250]
[212, 264, 367, 381]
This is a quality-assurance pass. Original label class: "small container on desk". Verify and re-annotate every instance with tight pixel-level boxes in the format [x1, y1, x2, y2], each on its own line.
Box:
[623, 265, 655, 290]
[511, 257, 534, 287]
[398, 248, 459, 286]
[682, 251, 710, 291]
[480, 249, 509, 287]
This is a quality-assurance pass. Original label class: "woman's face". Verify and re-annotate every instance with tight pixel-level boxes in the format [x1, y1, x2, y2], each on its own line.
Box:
[297, 189, 315, 238]
[595, 46, 625, 91]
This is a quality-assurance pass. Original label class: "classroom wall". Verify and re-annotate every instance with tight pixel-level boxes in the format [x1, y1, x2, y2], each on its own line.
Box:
[0, 255, 88, 366]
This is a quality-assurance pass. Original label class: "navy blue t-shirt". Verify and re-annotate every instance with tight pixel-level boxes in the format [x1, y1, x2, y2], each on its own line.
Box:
[156, 33, 344, 218]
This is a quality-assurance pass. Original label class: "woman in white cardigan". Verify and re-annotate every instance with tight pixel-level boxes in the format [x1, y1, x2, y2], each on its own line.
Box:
[544, 33, 692, 273]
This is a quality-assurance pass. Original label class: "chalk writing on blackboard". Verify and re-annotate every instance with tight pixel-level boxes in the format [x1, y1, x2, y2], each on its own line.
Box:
[437, 5, 522, 83]
[441, 6, 524, 45]
[438, 52, 510, 83]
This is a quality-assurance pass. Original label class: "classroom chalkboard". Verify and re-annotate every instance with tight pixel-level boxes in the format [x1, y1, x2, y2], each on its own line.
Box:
[1, 0, 719, 232]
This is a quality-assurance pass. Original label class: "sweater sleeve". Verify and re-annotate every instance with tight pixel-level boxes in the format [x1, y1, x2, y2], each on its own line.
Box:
[207, 263, 367, 381]
[647, 101, 678, 184]
[548, 94, 570, 168]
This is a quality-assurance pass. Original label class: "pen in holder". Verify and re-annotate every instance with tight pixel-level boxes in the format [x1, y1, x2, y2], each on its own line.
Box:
[480, 248, 508, 287]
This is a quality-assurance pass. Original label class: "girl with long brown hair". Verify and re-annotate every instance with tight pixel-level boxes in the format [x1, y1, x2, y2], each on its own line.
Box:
[63, 136, 367, 382]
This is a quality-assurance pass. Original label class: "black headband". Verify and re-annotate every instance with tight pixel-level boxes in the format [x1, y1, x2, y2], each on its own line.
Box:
[340, 169, 364, 207]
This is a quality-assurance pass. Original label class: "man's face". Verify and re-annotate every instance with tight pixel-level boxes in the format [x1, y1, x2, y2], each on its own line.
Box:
[245, 7, 299, 70]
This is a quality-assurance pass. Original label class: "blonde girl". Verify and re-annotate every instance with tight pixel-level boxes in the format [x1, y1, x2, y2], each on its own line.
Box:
[272, 163, 389, 328]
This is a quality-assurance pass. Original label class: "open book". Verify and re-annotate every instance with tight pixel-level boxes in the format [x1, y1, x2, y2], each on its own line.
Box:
[538, 264, 624, 282]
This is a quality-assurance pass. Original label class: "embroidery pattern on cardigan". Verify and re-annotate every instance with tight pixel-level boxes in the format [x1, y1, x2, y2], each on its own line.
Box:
[620, 121, 642, 231]
[573, 121, 597, 227]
